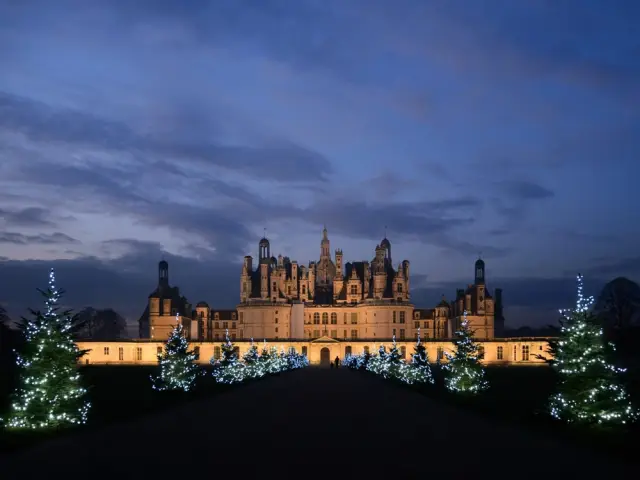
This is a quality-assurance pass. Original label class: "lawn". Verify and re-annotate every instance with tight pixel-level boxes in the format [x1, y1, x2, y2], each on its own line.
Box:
[399, 365, 640, 461]
[0, 365, 232, 453]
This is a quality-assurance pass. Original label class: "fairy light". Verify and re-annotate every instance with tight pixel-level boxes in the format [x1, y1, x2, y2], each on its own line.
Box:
[150, 313, 202, 392]
[442, 310, 489, 394]
[549, 274, 637, 425]
[1, 268, 91, 430]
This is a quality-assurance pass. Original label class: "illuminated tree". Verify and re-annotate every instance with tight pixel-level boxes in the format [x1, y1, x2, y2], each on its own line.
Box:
[242, 338, 265, 378]
[211, 330, 245, 384]
[443, 310, 488, 394]
[548, 274, 636, 426]
[400, 328, 434, 384]
[151, 314, 201, 392]
[2, 268, 90, 430]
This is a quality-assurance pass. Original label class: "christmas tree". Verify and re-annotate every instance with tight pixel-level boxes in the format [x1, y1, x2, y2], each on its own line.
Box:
[366, 344, 387, 375]
[443, 310, 488, 394]
[2, 268, 90, 430]
[400, 328, 434, 384]
[548, 274, 637, 426]
[242, 338, 264, 378]
[383, 335, 404, 379]
[151, 314, 201, 392]
[212, 330, 246, 384]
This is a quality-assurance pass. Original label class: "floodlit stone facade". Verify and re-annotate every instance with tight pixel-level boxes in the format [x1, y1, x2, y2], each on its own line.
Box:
[138, 228, 506, 344]
[76, 337, 551, 366]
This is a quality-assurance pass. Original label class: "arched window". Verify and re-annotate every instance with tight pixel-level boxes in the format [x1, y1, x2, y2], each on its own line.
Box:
[302, 346, 308, 356]
[330, 313, 337, 324]
[313, 313, 320, 324]
[345, 346, 352, 356]
[322, 313, 328, 324]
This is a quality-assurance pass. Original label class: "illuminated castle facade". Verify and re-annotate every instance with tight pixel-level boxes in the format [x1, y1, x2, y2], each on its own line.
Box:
[80, 229, 547, 366]
[138, 228, 503, 344]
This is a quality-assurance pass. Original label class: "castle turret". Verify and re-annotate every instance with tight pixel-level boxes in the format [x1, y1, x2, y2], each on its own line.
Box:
[260, 263, 269, 300]
[475, 258, 485, 285]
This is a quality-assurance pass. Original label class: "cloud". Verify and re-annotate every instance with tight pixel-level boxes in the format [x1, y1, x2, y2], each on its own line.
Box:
[0, 231, 79, 245]
[0, 207, 58, 228]
[0, 91, 333, 182]
[497, 180, 554, 201]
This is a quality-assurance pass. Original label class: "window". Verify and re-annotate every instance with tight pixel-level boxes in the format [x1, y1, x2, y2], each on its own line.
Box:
[194, 346, 200, 360]
[233, 346, 240, 357]
[232, 322, 236, 329]
[275, 327, 278, 333]
[350, 313, 357, 324]
[313, 313, 320, 324]
[478, 346, 485, 359]
[343, 330, 347, 339]
[437, 347, 444, 360]
[399, 312, 405, 324]
[363, 346, 370, 354]
[288, 286, 292, 295]
[513, 345, 517, 361]
[136, 347, 142, 361]
[239, 312, 243, 324]
[345, 346, 352, 356]
[215, 322, 219, 329]
[118, 347, 124, 361]
[156, 346, 162, 356]
[215, 334, 220, 341]
[414, 321, 420, 328]
[351, 329, 358, 339]
[393, 311, 397, 323]
[393, 328, 397, 337]
[399, 329, 405, 340]
[272, 282, 277, 292]
[214, 347, 221, 359]
[214, 313, 220, 320]
[275, 317, 278, 324]
[302, 285, 306, 294]
[103, 347, 109, 355]
[322, 313, 328, 324]
[313, 330, 320, 338]
[400, 346, 407, 358]
[301, 346, 308, 356]
[330, 312, 337, 324]
[330, 330, 337, 338]
[398, 284, 403, 293]
[414, 312, 420, 319]
[343, 313, 347, 324]
[223, 321, 228, 329]
[522, 345, 530, 361]
[497, 346, 504, 360]
[350, 284, 357, 295]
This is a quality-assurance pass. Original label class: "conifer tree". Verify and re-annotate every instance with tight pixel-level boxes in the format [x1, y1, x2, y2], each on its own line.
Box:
[151, 314, 201, 392]
[400, 328, 434, 384]
[212, 330, 245, 384]
[382, 335, 404, 379]
[443, 310, 488, 394]
[2, 268, 90, 429]
[242, 338, 264, 378]
[548, 274, 636, 426]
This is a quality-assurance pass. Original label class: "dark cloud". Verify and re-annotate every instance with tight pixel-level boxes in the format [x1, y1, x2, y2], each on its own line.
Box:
[0, 91, 333, 182]
[0, 231, 79, 245]
[497, 180, 554, 200]
[0, 207, 57, 228]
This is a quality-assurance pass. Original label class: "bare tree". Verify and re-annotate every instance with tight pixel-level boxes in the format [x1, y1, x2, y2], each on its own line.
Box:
[595, 277, 640, 332]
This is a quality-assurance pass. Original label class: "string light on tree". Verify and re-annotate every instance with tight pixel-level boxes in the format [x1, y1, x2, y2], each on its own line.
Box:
[547, 274, 637, 426]
[211, 329, 246, 384]
[151, 313, 201, 392]
[399, 327, 435, 385]
[443, 310, 489, 394]
[2, 268, 90, 430]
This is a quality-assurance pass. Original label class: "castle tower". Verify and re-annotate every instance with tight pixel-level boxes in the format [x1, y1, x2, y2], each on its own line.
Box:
[259, 237, 270, 263]
[240, 256, 253, 302]
[320, 225, 330, 258]
[380, 237, 391, 266]
[158, 260, 169, 290]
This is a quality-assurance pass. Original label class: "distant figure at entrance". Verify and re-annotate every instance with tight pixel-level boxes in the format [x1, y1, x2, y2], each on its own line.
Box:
[334, 356, 340, 369]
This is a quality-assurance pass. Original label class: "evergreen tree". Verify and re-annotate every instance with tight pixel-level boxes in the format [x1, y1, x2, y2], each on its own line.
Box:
[400, 328, 434, 384]
[382, 336, 404, 379]
[548, 274, 637, 426]
[242, 338, 264, 378]
[212, 330, 245, 384]
[151, 314, 201, 392]
[443, 310, 488, 394]
[2, 268, 90, 429]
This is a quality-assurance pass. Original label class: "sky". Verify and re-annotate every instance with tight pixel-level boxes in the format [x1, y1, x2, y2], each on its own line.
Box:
[0, 0, 638, 332]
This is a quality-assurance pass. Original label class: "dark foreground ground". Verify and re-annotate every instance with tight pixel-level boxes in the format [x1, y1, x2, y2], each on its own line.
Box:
[0, 367, 635, 477]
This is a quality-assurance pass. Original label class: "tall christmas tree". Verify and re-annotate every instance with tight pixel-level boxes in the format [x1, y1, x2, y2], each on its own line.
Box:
[151, 313, 201, 392]
[443, 310, 488, 394]
[2, 268, 90, 429]
[242, 338, 264, 378]
[548, 274, 637, 426]
[383, 335, 404, 379]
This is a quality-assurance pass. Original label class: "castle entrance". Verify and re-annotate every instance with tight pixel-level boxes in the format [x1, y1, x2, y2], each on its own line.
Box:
[320, 347, 330, 367]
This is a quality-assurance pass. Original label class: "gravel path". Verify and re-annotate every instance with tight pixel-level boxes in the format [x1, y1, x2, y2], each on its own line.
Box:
[0, 368, 630, 477]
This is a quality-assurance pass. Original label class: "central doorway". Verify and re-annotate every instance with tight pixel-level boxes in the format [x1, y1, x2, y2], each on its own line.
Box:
[320, 347, 331, 367]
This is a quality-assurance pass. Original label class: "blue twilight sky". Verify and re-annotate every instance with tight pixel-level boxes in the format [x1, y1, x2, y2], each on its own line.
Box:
[0, 0, 638, 331]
